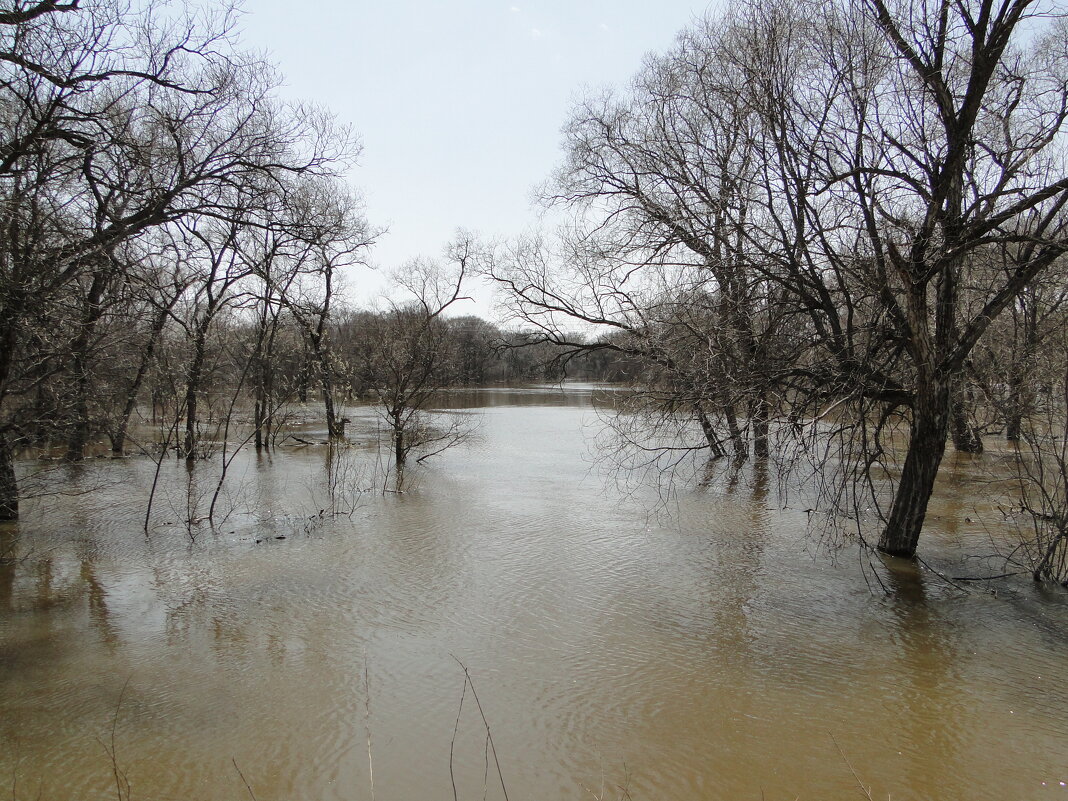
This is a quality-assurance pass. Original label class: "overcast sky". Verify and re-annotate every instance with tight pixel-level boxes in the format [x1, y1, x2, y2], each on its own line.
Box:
[239, 1, 717, 316]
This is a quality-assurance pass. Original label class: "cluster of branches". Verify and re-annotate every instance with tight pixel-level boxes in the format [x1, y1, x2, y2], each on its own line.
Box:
[481, 0, 1068, 566]
[0, 0, 373, 519]
[335, 312, 580, 397]
[321, 247, 601, 469]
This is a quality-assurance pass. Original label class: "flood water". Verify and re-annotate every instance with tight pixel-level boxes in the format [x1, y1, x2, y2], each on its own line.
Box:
[2, 384, 1067, 801]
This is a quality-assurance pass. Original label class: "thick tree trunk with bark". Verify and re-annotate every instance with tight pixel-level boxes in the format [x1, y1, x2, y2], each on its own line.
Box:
[1005, 395, 1022, 442]
[253, 397, 265, 450]
[317, 338, 343, 441]
[322, 382, 342, 440]
[252, 297, 275, 451]
[297, 358, 310, 404]
[313, 265, 342, 441]
[65, 360, 91, 461]
[394, 426, 405, 468]
[877, 379, 950, 557]
[305, 313, 343, 441]
[1007, 299, 1042, 442]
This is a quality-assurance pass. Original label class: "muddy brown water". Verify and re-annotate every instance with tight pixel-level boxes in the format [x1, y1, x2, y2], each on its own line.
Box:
[1, 384, 1066, 800]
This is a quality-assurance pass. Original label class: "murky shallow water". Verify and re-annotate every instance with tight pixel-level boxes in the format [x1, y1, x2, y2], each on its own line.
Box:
[2, 385, 1067, 801]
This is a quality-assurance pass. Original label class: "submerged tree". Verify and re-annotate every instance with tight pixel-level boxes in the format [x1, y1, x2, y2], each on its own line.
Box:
[1001, 310, 1068, 583]
[348, 242, 475, 471]
[746, 0, 1068, 557]
[0, 1, 358, 517]
[486, 0, 1068, 560]
[280, 178, 376, 441]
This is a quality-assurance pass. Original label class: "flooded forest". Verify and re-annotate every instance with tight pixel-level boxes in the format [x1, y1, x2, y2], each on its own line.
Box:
[2, 0, 1068, 799]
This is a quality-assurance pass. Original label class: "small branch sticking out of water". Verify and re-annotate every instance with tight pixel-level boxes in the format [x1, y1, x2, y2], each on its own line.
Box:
[831, 734, 876, 801]
[232, 759, 258, 801]
[450, 673, 468, 801]
[451, 655, 510, 801]
[364, 662, 375, 801]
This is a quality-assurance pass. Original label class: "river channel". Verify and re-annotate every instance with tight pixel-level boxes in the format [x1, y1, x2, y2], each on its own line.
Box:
[1, 384, 1066, 800]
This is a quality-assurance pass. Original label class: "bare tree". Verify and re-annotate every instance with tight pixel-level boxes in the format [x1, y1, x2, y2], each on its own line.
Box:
[349, 241, 474, 472]
[488, 0, 1068, 561]
[107, 238, 194, 455]
[0, 0, 356, 517]
[279, 178, 377, 441]
[1000, 311, 1068, 583]
[741, 0, 1068, 556]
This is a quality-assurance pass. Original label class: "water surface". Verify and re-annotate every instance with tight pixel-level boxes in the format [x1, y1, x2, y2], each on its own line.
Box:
[1, 384, 1066, 800]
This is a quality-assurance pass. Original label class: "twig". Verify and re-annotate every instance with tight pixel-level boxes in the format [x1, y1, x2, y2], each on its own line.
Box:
[949, 571, 1023, 582]
[916, 556, 971, 594]
[364, 663, 375, 801]
[831, 734, 875, 801]
[232, 759, 258, 801]
[451, 656, 510, 801]
[450, 678, 468, 801]
[98, 676, 132, 801]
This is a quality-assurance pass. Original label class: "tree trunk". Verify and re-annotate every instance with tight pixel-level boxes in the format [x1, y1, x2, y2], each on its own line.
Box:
[311, 269, 341, 440]
[252, 296, 273, 451]
[1006, 296, 1040, 442]
[323, 386, 341, 440]
[950, 373, 983, 453]
[394, 427, 405, 468]
[877, 379, 950, 558]
[1005, 404, 1022, 442]
[297, 357, 310, 404]
[308, 319, 343, 441]
[752, 392, 770, 459]
[724, 402, 747, 462]
[65, 361, 91, 462]
[66, 271, 108, 462]
[183, 378, 199, 462]
[253, 398, 265, 450]
[183, 322, 210, 462]
[695, 404, 726, 458]
[112, 302, 171, 454]
[0, 311, 22, 520]
[0, 436, 17, 520]
[262, 359, 275, 447]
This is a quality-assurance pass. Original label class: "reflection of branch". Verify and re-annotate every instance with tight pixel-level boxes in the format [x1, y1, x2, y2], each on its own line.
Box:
[414, 411, 481, 464]
[98, 676, 132, 801]
[16, 470, 125, 500]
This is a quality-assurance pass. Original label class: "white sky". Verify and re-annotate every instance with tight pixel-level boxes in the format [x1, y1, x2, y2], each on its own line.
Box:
[239, 1, 718, 318]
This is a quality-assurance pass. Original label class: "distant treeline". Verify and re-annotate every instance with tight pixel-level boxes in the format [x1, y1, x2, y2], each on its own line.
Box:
[9, 299, 638, 457]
